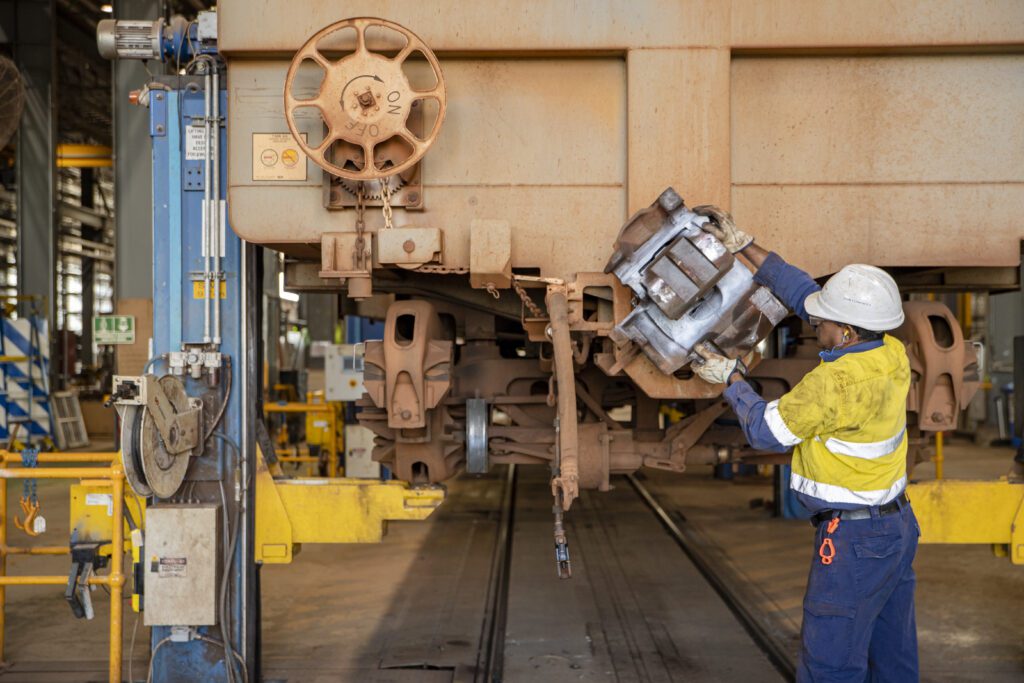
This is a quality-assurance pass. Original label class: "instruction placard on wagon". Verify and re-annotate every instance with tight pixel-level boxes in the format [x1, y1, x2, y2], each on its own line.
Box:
[252, 133, 307, 181]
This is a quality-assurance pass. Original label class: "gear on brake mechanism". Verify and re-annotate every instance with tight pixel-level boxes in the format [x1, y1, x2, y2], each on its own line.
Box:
[336, 173, 408, 200]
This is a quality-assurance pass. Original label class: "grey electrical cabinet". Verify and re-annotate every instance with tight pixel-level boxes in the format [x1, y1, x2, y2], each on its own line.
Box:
[144, 505, 221, 626]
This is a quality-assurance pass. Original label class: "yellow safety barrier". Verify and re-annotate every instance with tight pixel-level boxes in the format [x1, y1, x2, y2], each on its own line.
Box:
[254, 450, 444, 563]
[275, 447, 321, 470]
[909, 478, 1024, 565]
[264, 397, 342, 477]
[0, 450, 125, 683]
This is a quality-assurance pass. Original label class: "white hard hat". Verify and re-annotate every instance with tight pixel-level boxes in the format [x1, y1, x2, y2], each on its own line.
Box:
[804, 264, 905, 332]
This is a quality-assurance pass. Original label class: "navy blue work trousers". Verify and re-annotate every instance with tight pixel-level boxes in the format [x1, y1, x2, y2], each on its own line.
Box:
[797, 500, 920, 683]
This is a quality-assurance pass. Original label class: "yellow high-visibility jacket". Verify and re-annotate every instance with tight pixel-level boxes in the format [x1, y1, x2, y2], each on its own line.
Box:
[764, 334, 911, 510]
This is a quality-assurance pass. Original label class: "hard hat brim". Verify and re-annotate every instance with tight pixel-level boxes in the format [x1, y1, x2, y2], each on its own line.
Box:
[803, 291, 905, 332]
[803, 291, 829, 321]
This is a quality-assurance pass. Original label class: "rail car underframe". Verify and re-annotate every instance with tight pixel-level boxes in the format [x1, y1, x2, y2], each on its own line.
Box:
[285, 256, 980, 511]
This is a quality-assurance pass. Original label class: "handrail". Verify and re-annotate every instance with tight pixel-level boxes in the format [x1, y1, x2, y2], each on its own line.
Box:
[264, 401, 341, 477]
[0, 451, 125, 683]
[0, 451, 117, 464]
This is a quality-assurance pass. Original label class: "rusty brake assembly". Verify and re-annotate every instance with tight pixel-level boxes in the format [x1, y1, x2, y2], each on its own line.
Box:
[605, 187, 787, 375]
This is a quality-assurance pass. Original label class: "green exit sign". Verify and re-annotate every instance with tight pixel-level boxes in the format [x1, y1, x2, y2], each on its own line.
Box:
[93, 315, 135, 344]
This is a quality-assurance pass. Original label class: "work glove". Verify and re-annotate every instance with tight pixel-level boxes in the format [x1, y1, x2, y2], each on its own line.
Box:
[693, 344, 748, 386]
[692, 205, 754, 254]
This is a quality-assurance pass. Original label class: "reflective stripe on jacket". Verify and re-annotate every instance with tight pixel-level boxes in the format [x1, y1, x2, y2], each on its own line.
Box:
[767, 334, 911, 511]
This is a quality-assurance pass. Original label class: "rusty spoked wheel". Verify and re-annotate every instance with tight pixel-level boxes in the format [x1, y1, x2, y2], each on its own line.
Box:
[283, 17, 446, 181]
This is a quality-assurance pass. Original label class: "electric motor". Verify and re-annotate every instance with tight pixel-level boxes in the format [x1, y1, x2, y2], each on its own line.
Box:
[96, 19, 164, 60]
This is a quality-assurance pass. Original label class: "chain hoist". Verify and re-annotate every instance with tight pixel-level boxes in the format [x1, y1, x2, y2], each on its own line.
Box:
[14, 447, 44, 536]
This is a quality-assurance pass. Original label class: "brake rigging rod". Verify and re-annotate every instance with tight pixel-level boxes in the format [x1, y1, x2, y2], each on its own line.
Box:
[553, 497, 572, 579]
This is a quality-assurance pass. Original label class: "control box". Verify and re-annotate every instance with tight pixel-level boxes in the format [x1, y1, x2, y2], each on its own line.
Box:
[144, 505, 220, 626]
[324, 344, 366, 401]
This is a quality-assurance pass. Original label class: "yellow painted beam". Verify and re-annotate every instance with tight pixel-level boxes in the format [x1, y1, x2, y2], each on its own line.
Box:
[56, 158, 112, 168]
[57, 144, 112, 157]
[56, 144, 113, 168]
[909, 479, 1024, 564]
[264, 402, 331, 414]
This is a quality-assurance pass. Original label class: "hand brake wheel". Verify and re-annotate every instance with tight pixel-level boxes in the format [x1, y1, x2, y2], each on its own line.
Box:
[283, 17, 447, 181]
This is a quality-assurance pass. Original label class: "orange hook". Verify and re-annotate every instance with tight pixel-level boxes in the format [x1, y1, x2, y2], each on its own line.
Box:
[13, 496, 42, 537]
[819, 516, 840, 565]
[819, 537, 835, 565]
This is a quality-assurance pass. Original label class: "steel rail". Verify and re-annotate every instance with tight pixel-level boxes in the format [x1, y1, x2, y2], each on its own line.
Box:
[476, 464, 517, 683]
[627, 474, 798, 682]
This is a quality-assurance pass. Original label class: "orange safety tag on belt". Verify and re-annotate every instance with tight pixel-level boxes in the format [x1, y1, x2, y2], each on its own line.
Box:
[819, 516, 840, 565]
[819, 538, 836, 565]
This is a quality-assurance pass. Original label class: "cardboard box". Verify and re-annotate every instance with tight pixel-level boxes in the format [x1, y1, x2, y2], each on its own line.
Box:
[79, 398, 115, 439]
[114, 298, 152, 375]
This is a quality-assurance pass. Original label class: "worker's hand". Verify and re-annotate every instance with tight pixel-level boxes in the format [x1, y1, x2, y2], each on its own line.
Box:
[693, 344, 748, 386]
[692, 205, 754, 254]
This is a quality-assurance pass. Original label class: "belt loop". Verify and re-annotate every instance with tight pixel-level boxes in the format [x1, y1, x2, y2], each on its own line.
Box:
[869, 504, 881, 530]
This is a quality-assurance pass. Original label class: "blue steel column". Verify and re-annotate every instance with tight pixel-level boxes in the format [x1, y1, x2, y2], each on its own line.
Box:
[148, 81, 255, 682]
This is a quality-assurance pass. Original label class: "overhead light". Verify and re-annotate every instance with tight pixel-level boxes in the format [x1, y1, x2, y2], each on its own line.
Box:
[101, 4, 113, 13]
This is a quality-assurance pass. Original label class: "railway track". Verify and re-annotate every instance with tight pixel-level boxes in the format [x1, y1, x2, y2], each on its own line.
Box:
[474, 466, 797, 682]
[627, 474, 798, 682]
[477, 465, 517, 682]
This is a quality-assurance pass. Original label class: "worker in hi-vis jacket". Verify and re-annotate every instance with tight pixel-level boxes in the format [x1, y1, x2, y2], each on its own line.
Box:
[691, 206, 918, 683]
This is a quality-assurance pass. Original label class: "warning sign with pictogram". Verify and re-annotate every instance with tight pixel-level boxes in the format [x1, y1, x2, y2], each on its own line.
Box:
[252, 133, 307, 181]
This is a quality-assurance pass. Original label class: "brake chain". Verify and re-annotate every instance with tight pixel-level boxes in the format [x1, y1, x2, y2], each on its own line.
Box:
[512, 278, 544, 319]
[381, 173, 395, 230]
[354, 182, 367, 270]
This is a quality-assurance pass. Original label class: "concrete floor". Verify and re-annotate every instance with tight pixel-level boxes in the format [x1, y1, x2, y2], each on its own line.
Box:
[640, 442, 1024, 682]
[0, 439, 1020, 681]
[262, 466, 778, 682]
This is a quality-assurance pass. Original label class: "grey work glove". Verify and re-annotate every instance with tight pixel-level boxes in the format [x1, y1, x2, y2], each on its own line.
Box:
[693, 344, 748, 386]
[692, 205, 754, 254]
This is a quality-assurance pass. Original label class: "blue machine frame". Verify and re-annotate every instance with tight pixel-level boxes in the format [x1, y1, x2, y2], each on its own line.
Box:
[148, 77, 256, 682]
